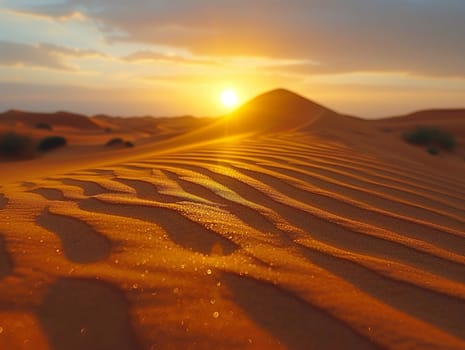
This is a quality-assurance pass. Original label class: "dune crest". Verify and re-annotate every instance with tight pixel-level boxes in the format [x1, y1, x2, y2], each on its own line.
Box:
[225, 88, 342, 133]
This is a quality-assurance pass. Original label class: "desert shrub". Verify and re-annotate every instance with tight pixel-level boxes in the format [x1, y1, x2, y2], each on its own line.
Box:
[105, 137, 124, 146]
[35, 122, 52, 130]
[0, 132, 35, 158]
[435, 131, 456, 151]
[403, 127, 456, 151]
[105, 138, 134, 148]
[38, 136, 67, 152]
[427, 146, 439, 155]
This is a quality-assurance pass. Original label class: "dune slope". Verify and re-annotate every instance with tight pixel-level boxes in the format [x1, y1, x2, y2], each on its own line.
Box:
[224, 88, 343, 133]
[0, 91, 464, 349]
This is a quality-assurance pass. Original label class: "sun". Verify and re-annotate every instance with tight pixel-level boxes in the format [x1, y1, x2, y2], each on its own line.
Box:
[220, 89, 239, 109]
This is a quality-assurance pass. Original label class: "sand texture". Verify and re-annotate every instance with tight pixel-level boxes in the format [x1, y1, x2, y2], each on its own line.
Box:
[0, 90, 464, 349]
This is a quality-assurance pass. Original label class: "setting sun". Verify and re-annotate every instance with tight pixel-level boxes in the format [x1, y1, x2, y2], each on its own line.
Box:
[221, 89, 239, 109]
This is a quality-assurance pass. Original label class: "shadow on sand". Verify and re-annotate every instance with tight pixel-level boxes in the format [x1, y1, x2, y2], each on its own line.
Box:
[37, 277, 141, 350]
[223, 273, 378, 350]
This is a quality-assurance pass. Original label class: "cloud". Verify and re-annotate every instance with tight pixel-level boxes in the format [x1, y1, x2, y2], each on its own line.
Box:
[123, 50, 218, 66]
[0, 40, 105, 70]
[0, 40, 73, 70]
[2, 1, 85, 21]
[39, 42, 105, 58]
[123, 50, 309, 72]
[6, 0, 465, 77]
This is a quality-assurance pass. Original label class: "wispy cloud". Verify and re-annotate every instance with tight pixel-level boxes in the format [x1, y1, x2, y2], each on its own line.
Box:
[0, 40, 73, 70]
[123, 50, 218, 66]
[0, 40, 106, 71]
[38, 42, 106, 58]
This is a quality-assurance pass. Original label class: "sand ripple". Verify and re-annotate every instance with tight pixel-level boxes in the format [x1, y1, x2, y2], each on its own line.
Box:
[0, 131, 464, 349]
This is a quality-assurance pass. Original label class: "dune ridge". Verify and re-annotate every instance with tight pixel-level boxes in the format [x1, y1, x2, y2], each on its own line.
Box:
[0, 89, 464, 349]
[225, 88, 345, 133]
[0, 110, 101, 130]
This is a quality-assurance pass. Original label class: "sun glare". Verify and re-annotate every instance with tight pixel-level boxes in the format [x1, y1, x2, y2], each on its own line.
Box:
[221, 89, 239, 109]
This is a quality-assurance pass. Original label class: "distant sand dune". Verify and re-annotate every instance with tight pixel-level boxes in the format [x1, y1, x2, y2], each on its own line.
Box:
[0, 110, 101, 130]
[0, 90, 464, 349]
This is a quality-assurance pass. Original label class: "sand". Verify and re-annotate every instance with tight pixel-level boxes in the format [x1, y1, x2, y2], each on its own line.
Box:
[0, 89, 464, 349]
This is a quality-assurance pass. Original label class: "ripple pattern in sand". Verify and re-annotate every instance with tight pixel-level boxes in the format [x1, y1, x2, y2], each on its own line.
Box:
[0, 132, 465, 350]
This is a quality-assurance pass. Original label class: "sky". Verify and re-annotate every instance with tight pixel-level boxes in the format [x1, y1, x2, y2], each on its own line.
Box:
[1, 0, 465, 118]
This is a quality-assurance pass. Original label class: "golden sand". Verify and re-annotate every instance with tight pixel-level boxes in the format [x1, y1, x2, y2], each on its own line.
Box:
[0, 90, 464, 349]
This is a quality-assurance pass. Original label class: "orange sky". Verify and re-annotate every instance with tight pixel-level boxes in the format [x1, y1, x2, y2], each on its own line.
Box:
[1, 1, 465, 118]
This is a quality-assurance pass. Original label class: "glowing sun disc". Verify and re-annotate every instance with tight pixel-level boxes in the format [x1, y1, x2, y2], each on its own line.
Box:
[221, 89, 239, 108]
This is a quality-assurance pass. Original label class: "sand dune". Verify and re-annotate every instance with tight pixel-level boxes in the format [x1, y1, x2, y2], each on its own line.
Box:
[373, 109, 465, 155]
[0, 89, 464, 349]
[386, 109, 465, 123]
[224, 88, 355, 134]
[0, 110, 101, 130]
